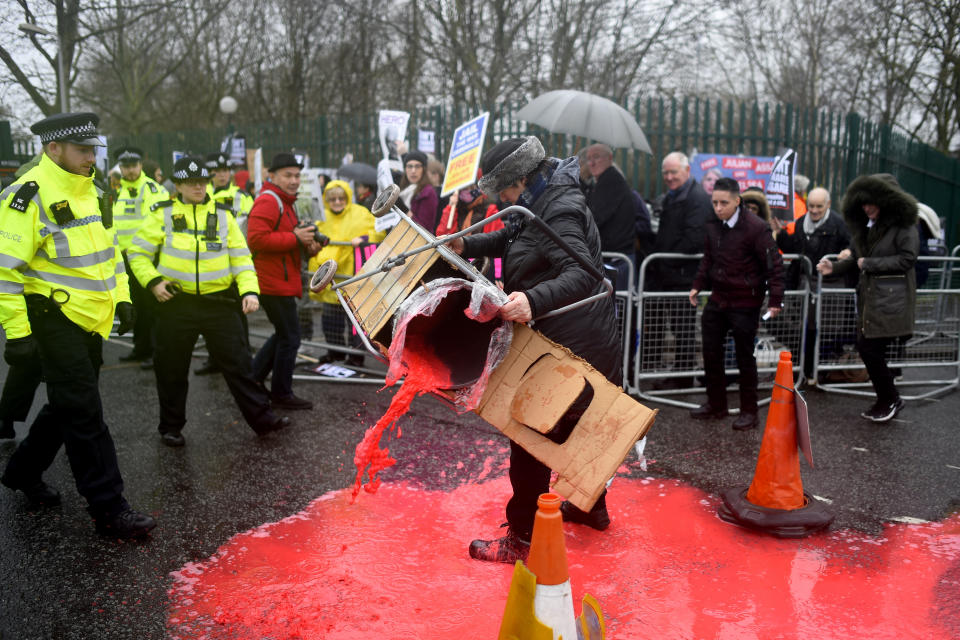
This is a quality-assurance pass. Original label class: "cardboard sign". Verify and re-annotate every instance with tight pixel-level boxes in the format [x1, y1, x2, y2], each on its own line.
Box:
[379, 110, 410, 161]
[441, 113, 489, 197]
[418, 129, 435, 154]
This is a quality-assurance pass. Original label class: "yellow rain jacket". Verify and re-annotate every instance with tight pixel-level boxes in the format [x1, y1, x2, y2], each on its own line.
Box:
[113, 171, 168, 252]
[0, 153, 130, 339]
[127, 194, 259, 297]
[308, 180, 384, 304]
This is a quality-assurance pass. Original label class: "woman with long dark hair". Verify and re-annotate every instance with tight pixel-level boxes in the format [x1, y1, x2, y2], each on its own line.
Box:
[398, 150, 439, 231]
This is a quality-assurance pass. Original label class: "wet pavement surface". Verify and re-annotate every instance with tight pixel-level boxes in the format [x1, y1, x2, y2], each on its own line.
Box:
[1, 313, 959, 638]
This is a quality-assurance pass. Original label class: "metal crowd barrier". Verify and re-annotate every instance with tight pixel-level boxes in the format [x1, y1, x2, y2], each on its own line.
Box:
[814, 254, 960, 399]
[630, 252, 811, 411]
[603, 251, 635, 386]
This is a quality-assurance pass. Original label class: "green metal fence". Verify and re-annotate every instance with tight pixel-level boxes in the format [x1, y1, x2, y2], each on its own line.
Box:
[105, 97, 959, 245]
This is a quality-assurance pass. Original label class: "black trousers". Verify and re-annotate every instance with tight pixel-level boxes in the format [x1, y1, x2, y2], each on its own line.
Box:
[0, 357, 43, 422]
[2, 296, 126, 516]
[856, 334, 899, 405]
[123, 252, 157, 357]
[154, 294, 274, 434]
[701, 302, 761, 414]
[505, 387, 606, 540]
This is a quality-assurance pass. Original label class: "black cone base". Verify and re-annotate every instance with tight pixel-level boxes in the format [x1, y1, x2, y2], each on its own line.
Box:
[717, 487, 835, 539]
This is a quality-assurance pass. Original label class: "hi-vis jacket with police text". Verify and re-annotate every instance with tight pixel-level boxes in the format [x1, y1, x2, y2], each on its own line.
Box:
[127, 194, 259, 297]
[206, 183, 253, 224]
[0, 153, 130, 340]
[113, 172, 168, 252]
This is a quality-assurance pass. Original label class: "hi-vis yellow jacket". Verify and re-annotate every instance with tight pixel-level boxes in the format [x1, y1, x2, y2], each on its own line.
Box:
[0, 153, 130, 340]
[127, 195, 259, 297]
[206, 183, 253, 221]
[113, 172, 168, 252]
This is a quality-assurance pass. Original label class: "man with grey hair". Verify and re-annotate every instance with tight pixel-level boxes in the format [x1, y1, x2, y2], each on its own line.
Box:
[584, 143, 636, 288]
[641, 151, 713, 387]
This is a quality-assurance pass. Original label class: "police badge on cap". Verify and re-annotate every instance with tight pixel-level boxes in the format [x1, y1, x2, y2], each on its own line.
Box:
[30, 112, 106, 146]
[171, 157, 210, 182]
[204, 152, 230, 170]
[115, 146, 144, 164]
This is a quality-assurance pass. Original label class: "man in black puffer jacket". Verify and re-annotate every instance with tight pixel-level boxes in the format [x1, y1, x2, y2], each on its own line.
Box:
[449, 136, 621, 563]
[817, 174, 918, 423]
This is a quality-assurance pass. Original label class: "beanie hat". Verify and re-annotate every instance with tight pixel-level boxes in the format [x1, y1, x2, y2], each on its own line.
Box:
[477, 136, 545, 198]
[401, 150, 428, 167]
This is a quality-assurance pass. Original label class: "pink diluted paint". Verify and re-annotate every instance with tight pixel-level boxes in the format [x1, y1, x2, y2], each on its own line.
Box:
[168, 475, 960, 639]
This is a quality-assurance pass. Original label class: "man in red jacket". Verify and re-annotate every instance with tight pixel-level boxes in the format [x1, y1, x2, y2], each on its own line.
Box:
[247, 153, 320, 409]
[688, 177, 784, 431]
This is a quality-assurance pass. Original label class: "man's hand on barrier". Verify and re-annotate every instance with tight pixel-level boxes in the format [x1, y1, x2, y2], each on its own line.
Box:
[767, 306, 782, 319]
[500, 291, 532, 323]
[241, 295, 259, 315]
[444, 235, 464, 255]
[115, 302, 136, 335]
[688, 289, 699, 307]
[816, 258, 833, 275]
[837, 248, 852, 260]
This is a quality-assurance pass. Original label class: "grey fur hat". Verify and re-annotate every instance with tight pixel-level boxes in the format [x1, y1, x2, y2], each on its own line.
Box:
[477, 136, 545, 198]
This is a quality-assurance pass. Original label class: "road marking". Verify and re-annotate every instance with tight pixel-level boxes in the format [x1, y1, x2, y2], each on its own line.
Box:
[812, 495, 833, 504]
[889, 516, 930, 525]
[852, 447, 869, 452]
[947, 464, 960, 470]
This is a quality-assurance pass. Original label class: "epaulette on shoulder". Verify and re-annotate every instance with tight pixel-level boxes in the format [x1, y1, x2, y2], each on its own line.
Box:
[147, 181, 158, 194]
[214, 201, 233, 212]
[150, 199, 174, 212]
[8, 181, 39, 213]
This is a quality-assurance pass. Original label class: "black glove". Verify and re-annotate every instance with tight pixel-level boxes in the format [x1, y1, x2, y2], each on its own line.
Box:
[116, 302, 136, 336]
[4, 336, 37, 368]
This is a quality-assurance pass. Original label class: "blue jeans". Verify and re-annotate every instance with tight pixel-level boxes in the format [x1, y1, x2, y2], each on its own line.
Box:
[252, 295, 301, 399]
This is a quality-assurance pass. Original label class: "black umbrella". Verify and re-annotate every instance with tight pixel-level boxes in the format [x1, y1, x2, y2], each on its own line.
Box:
[338, 162, 378, 185]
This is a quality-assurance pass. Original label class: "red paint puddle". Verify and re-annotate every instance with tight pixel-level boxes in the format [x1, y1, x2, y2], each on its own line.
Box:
[352, 329, 451, 500]
[167, 475, 960, 639]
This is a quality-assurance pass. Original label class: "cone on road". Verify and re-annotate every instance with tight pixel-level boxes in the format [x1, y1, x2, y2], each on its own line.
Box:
[498, 493, 606, 640]
[718, 352, 834, 538]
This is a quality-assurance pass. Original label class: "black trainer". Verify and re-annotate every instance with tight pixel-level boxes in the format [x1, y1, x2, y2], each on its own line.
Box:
[271, 395, 313, 410]
[94, 508, 156, 539]
[690, 404, 728, 420]
[469, 528, 531, 563]
[560, 500, 610, 531]
[732, 412, 759, 431]
[4, 479, 62, 506]
[160, 432, 186, 447]
[861, 398, 904, 423]
[253, 415, 291, 436]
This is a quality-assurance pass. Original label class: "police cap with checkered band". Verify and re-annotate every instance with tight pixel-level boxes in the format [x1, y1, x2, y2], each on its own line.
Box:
[30, 112, 106, 147]
[205, 152, 230, 170]
[171, 156, 210, 182]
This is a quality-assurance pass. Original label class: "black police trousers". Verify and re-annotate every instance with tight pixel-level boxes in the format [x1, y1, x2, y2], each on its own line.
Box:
[123, 252, 158, 357]
[2, 296, 127, 516]
[0, 357, 43, 423]
[154, 293, 274, 434]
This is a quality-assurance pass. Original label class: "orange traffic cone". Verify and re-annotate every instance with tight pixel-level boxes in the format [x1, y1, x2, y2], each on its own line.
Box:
[498, 493, 606, 640]
[746, 351, 804, 509]
[718, 352, 834, 538]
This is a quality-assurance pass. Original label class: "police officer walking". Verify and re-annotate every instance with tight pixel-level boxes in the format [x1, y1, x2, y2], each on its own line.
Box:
[127, 157, 290, 447]
[0, 112, 156, 538]
[112, 146, 168, 367]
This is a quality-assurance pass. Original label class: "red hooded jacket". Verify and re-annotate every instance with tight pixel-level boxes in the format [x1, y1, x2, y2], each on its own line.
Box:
[246, 182, 307, 296]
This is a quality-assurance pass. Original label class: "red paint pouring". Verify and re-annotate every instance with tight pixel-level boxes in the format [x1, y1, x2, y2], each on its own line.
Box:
[168, 475, 960, 639]
[352, 329, 452, 500]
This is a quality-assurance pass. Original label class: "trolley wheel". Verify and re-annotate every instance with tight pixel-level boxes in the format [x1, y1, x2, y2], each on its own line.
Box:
[371, 184, 400, 218]
[309, 259, 339, 293]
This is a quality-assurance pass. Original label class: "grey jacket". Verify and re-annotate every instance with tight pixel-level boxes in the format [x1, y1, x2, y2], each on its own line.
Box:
[833, 174, 919, 338]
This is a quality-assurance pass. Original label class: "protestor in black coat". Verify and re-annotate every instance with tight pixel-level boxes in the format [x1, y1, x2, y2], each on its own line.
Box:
[774, 187, 853, 381]
[449, 136, 621, 564]
[818, 173, 918, 423]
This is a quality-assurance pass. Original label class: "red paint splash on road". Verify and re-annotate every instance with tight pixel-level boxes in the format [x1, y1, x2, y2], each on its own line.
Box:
[167, 476, 960, 639]
[351, 331, 451, 500]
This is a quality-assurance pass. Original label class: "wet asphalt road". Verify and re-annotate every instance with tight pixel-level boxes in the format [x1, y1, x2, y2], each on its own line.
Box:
[1, 314, 958, 639]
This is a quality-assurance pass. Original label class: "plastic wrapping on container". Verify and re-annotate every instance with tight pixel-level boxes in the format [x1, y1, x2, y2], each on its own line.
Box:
[387, 277, 512, 412]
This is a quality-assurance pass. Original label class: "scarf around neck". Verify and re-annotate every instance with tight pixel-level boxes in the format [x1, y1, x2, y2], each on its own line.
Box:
[803, 208, 830, 235]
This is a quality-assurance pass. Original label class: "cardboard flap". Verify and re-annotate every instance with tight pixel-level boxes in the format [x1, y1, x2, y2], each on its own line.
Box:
[510, 354, 586, 434]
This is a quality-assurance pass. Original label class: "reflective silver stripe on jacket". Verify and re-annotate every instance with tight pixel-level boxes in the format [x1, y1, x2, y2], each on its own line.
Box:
[36, 246, 115, 269]
[158, 265, 232, 282]
[0, 253, 27, 270]
[130, 236, 158, 254]
[22, 268, 117, 291]
[228, 247, 251, 257]
[0, 280, 25, 294]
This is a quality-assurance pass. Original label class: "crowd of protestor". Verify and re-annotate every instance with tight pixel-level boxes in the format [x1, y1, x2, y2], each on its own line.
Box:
[0, 109, 942, 542]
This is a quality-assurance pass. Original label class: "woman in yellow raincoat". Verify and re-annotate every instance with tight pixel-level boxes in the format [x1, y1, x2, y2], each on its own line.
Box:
[307, 180, 385, 365]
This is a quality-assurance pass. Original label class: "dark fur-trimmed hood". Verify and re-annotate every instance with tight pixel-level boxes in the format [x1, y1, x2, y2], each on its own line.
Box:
[840, 173, 918, 234]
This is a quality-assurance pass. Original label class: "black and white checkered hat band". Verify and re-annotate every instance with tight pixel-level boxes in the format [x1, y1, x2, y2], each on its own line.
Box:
[38, 122, 99, 144]
[172, 166, 209, 180]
